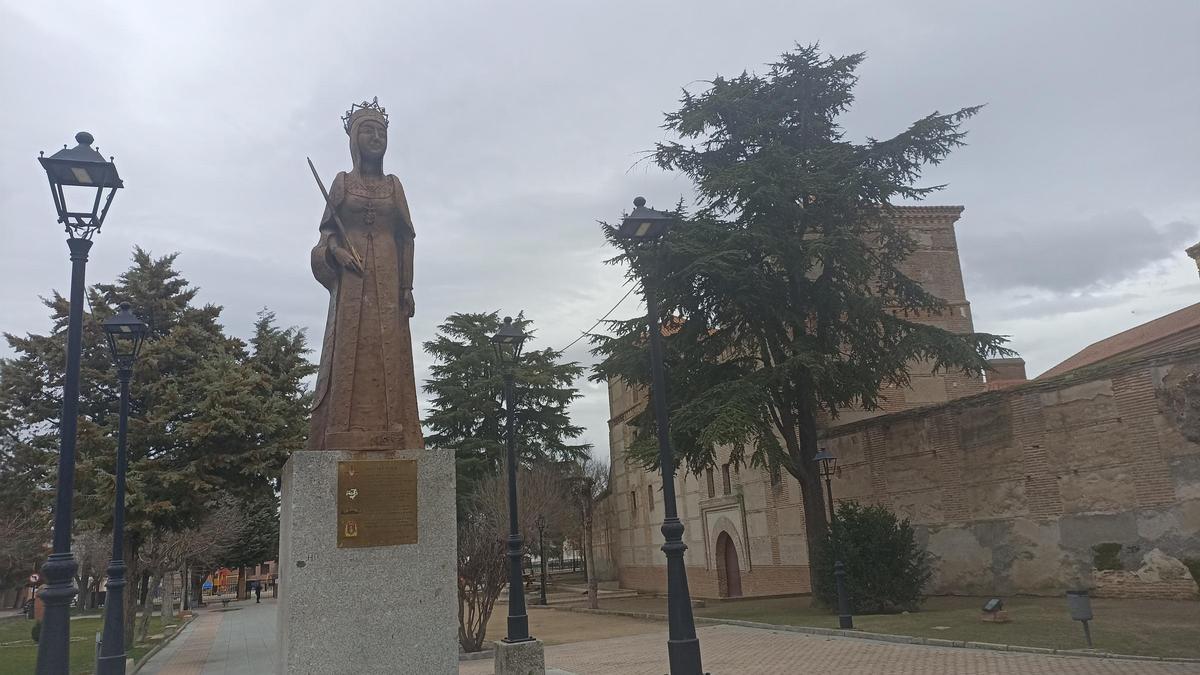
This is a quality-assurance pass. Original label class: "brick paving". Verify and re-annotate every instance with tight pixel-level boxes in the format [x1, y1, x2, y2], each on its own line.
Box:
[142, 599, 1200, 674]
[463, 625, 1200, 675]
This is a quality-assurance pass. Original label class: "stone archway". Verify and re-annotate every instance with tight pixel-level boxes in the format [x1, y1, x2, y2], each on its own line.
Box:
[715, 531, 743, 598]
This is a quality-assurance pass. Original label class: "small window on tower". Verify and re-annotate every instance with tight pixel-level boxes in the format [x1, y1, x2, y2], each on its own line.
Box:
[648, 484, 655, 511]
[706, 468, 715, 498]
[722, 464, 732, 495]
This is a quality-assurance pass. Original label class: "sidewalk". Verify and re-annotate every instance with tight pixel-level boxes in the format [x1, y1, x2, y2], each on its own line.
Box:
[140, 599, 275, 675]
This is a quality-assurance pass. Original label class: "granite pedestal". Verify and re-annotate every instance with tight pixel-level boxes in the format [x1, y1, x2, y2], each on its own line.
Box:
[277, 448, 457, 674]
[494, 638, 546, 675]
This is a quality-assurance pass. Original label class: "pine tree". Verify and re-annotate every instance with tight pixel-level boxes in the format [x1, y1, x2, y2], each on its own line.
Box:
[422, 312, 590, 498]
[591, 45, 1012, 569]
[0, 248, 312, 639]
[244, 310, 316, 478]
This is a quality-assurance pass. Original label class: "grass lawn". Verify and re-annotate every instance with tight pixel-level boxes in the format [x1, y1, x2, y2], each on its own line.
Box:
[0, 611, 180, 674]
[581, 594, 1200, 659]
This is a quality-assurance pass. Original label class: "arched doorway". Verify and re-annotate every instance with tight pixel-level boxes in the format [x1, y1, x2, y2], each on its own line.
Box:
[715, 532, 743, 598]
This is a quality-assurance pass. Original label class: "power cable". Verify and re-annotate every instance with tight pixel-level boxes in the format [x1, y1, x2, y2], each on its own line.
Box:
[556, 284, 643, 355]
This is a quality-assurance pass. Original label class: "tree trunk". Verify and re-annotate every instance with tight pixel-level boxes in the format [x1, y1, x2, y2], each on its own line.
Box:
[782, 404, 831, 587]
[583, 489, 598, 609]
[159, 573, 169, 623]
[192, 569, 204, 607]
[91, 578, 103, 612]
[123, 536, 141, 649]
[238, 565, 248, 600]
[166, 571, 179, 620]
[74, 572, 85, 611]
[137, 573, 159, 643]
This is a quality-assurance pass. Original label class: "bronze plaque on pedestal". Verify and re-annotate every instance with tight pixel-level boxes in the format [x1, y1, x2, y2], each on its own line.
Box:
[337, 459, 418, 548]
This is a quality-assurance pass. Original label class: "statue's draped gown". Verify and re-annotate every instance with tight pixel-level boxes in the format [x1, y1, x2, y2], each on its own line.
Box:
[307, 126, 423, 451]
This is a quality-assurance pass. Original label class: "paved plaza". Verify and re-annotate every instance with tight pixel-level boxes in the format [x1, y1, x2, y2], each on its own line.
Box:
[140, 600, 275, 675]
[139, 598, 1199, 674]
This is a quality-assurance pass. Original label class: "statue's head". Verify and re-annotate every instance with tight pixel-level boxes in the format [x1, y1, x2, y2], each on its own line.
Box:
[342, 98, 389, 167]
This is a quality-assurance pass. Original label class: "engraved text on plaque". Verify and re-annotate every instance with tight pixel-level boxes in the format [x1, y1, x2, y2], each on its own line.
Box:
[337, 459, 418, 548]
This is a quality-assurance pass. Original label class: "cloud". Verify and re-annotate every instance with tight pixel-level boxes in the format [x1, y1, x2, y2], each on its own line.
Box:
[960, 211, 1198, 293]
[3, 0, 1199, 461]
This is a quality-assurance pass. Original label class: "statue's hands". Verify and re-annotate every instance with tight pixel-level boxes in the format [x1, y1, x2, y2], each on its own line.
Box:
[332, 247, 364, 275]
[402, 289, 415, 318]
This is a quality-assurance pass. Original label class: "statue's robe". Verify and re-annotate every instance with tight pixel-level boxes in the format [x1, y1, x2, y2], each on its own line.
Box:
[307, 170, 423, 451]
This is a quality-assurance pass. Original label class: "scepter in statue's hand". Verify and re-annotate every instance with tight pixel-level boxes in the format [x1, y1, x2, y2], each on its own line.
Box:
[307, 157, 364, 274]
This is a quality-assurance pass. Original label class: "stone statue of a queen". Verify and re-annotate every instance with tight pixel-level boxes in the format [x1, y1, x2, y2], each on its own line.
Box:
[307, 98, 423, 451]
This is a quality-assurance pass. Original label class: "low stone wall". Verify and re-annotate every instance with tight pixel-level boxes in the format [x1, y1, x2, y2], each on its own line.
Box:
[822, 349, 1200, 597]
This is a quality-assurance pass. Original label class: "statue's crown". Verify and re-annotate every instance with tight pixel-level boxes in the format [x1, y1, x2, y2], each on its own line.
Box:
[342, 97, 389, 135]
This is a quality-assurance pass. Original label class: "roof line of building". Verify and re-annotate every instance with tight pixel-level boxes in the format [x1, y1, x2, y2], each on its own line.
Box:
[1037, 301, 1200, 379]
[820, 342, 1200, 439]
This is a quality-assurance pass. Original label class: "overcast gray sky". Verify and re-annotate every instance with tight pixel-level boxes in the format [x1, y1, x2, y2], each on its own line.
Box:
[2, 1, 1198, 462]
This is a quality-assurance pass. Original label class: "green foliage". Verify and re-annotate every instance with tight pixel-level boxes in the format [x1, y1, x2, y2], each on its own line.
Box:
[0, 248, 313, 548]
[811, 501, 931, 614]
[422, 312, 590, 498]
[1092, 543, 1124, 571]
[590, 44, 1010, 559]
[220, 488, 280, 570]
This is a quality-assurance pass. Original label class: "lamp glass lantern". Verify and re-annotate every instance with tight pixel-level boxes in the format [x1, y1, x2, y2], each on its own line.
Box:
[38, 131, 123, 239]
[490, 316, 528, 366]
[616, 196, 677, 241]
[813, 448, 839, 480]
[102, 304, 148, 369]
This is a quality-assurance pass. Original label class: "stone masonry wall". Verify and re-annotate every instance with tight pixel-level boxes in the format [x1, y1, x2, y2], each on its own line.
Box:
[823, 349, 1200, 597]
[592, 208, 1200, 599]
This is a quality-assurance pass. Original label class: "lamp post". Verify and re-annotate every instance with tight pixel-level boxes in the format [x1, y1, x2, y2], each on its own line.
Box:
[814, 448, 853, 630]
[535, 514, 548, 606]
[491, 316, 534, 643]
[96, 305, 147, 675]
[616, 197, 703, 674]
[35, 132, 124, 674]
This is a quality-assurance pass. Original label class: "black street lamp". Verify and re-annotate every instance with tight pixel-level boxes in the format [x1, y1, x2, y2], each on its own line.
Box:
[491, 316, 534, 643]
[616, 197, 704, 674]
[35, 132, 124, 674]
[97, 304, 147, 675]
[535, 514, 548, 606]
[814, 448, 854, 630]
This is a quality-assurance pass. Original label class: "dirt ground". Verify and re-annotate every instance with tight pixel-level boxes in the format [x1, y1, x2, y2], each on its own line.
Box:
[484, 603, 662, 646]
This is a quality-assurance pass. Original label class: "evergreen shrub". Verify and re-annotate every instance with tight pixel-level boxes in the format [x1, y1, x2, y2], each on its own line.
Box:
[812, 501, 932, 614]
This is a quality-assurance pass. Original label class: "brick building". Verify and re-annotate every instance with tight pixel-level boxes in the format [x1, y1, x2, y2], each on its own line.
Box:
[592, 208, 1200, 600]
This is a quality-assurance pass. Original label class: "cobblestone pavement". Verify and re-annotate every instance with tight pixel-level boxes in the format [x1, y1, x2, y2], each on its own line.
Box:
[460, 624, 1200, 675]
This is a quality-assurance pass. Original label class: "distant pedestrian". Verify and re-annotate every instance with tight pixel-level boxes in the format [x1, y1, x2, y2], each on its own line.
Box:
[254, 581, 261, 603]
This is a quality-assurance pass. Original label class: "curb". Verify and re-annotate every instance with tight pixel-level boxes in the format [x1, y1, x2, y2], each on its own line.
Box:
[130, 613, 195, 674]
[560, 606, 1200, 665]
[459, 646, 494, 662]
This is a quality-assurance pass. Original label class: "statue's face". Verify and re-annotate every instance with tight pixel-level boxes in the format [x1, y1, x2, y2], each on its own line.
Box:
[357, 120, 388, 160]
